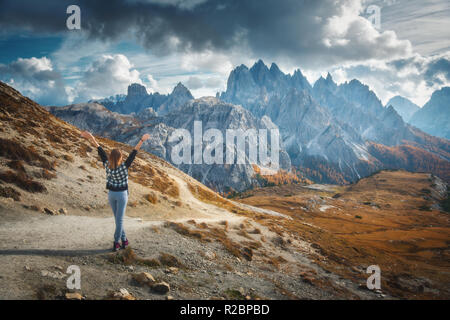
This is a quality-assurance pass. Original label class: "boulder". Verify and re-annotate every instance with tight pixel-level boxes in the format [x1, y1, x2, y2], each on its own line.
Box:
[132, 272, 155, 286]
[151, 281, 170, 294]
[65, 292, 83, 300]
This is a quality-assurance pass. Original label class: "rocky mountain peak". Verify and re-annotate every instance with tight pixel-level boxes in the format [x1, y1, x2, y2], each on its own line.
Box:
[386, 95, 419, 122]
[127, 83, 148, 97]
[269, 62, 282, 74]
[326, 72, 333, 83]
[172, 82, 193, 98]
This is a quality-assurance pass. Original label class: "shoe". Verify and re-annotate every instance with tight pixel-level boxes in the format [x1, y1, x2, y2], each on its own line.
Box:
[113, 242, 120, 252]
[121, 239, 129, 249]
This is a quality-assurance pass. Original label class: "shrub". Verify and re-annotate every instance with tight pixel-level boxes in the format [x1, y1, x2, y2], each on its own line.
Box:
[7, 160, 25, 172]
[0, 186, 21, 201]
[166, 222, 205, 240]
[0, 170, 47, 193]
[62, 154, 74, 162]
[158, 252, 184, 268]
[0, 138, 54, 170]
[145, 193, 158, 204]
[33, 169, 57, 180]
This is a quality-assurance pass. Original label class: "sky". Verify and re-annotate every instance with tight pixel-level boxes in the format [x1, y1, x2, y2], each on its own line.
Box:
[0, 0, 449, 107]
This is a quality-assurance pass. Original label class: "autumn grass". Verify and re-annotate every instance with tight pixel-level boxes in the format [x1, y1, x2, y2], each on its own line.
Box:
[0, 138, 55, 170]
[0, 170, 47, 193]
[0, 185, 21, 201]
[165, 221, 256, 260]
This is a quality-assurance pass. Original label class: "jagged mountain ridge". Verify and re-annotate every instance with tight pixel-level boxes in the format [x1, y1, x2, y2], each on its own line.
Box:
[56, 60, 450, 186]
[89, 82, 193, 116]
[220, 60, 450, 183]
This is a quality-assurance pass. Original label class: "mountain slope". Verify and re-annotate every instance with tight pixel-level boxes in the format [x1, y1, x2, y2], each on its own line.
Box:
[386, 95, 420, 122]
[410, 87, 450, 140]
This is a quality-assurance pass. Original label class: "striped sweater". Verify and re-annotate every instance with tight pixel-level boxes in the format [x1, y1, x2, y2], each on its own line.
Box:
[97, 146, 137, 191]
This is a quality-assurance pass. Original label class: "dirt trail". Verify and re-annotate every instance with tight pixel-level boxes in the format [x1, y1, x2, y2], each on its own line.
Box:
[0, 174, 245, 252]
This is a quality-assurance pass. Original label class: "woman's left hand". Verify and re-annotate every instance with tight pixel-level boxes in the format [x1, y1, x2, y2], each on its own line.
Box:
[141, 133, 150, 141]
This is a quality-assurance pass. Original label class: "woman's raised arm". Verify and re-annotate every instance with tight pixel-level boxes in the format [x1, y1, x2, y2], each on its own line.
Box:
[133, 133, 150, 151]
[81, 131, 100, 148]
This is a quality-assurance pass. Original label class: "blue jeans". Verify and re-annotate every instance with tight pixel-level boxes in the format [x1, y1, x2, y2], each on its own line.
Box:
[108, 190, 128, 243]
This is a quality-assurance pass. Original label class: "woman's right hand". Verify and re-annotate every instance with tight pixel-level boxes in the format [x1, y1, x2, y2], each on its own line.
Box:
[81, 131, 93, 140]
[141, 133, 150, 141]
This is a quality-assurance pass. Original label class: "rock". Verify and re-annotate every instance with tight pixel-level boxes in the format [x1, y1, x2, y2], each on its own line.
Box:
[65, 292, 83, 300]
[41, 270, 66, 279]
[204, 251, 216, 260]
[132, 272, 155, 286]
[238, 287, 246, 296]
[166, 267, 179, 274]
[112, 288, 136, 300]
[24, 265, 32, 271]
[58, 208, 68, 215]
[151, 281, 170, 294]
[245, 295, 251, 300]
[44, 208, 58, 215]
[166, 295, 174, 300]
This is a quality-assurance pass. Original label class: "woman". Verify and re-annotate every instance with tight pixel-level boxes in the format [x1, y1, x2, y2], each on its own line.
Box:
[80, 131, 150, 251]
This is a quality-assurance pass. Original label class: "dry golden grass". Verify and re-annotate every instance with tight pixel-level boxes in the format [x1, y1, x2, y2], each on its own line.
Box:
[145, 192, 158, 204]
[0, 138, 55, 170]
[158, 252, 184, 268]
[129, 164, 179, 198]
[108, 247, 161, 267]
[32, 168, 57, 180]
[166, 222, 206, 241]
[165, 221, 256, 260]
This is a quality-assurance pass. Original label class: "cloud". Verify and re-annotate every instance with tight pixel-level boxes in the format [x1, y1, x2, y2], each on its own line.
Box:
[180, 50, 236, 75]
[146, 74, 161, 93]
[327, 53, 450, 106]
[0, 0, 412, 68]
[0, 56, 69, 105]
[185, 75, 224, 91]
[185, 76, 203, 90]
[73, 54, 143, 102]
[125, 0, 208, 10]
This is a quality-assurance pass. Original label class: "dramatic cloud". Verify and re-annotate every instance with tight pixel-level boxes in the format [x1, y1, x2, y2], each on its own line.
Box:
[327, 53, 450, 106]
[0, 0, 412, 67]
[0, 57, 69, 105]
[365, 0, 450, 55]
[185, 75, 224, 91]
[73, 54, 143, 102]
[1, 0, 448, 106]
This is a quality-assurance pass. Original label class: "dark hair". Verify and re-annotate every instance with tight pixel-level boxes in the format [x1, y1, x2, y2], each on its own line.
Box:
[108, 149, 123, 169]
